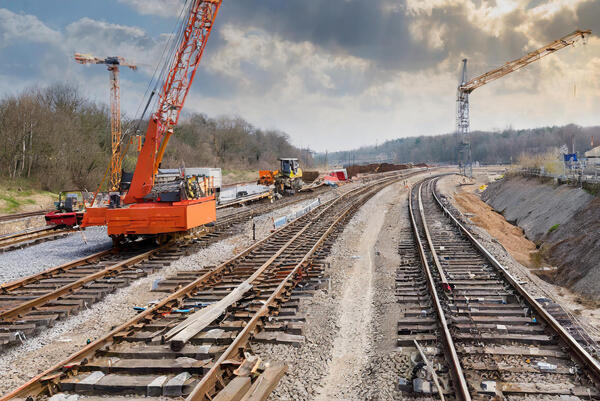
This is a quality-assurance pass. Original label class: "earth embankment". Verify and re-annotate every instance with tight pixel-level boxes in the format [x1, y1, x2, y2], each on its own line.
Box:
[482, 175, 600, 298]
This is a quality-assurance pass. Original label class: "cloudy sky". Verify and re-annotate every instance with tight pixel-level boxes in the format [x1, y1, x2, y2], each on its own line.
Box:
[1, 0, 599, 151]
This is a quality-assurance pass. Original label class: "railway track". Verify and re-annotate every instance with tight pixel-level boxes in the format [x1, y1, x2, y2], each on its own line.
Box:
[0, 171, 424, 352]
[0, 226, 74, 253]
[0, 187, 333, 352]
[399, 176, 600, 399]
[0, 174, 401, 401]
[0, 210, 49, 224]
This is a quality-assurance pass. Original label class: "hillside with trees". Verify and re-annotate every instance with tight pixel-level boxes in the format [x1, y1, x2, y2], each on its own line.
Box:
[0, 85, 312, 192]
[319, 125, 600, 166]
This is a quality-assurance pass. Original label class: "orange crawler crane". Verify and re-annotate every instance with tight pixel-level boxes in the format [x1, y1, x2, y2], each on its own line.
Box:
[83, 0, 223, 244]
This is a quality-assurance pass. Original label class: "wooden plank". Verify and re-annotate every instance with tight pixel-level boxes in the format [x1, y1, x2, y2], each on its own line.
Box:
[465, 361, 573, 374]
[240, 362, 287, 401]
[252, 331, 305, 346]
[489, 382, 599, 396]
[166, 282, 252, 351]
[214, 376, 251, 401]
[457, 345, 567, 358]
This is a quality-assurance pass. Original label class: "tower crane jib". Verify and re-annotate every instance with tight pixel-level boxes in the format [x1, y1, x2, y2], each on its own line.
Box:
[456, 29, 591, 177]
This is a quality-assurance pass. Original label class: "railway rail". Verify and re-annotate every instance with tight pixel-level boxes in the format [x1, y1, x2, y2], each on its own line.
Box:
[0, 187, 332, 352]
[0, 170, 424, 353]
[400, 176, 600, 399]
[0, 173, 402, 401]
[0, 226, 74, 253]
[0, 210, 49, 224]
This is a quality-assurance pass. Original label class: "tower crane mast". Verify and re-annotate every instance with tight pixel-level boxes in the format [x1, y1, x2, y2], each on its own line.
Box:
[456, 29, 591, 177]
[74, 53, 137, 191]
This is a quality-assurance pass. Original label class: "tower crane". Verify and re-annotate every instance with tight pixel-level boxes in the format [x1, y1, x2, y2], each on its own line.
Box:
[82, 0, 223, 243]
[456, 29, 591, 177]
[74, 53, 137, 190]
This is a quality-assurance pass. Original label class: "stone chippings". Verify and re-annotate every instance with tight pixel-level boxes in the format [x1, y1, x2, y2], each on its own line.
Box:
[253, 202, 371, 400]
[0, 226, 112, 283]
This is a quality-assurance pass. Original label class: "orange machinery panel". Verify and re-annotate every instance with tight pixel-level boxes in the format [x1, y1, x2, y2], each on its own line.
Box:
[83, 197, 216, 236]
[258, 170, 275, 186]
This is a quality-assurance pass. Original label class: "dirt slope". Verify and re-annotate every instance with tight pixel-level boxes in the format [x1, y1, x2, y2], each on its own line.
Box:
[454, 192, 537, 268]
[483, 176, 600, 298]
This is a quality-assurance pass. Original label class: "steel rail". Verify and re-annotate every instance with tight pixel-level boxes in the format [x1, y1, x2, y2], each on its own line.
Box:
[417, 183, 450, 291]
[216, 190, 272, 209]
[0, 226, 55, 241]
[0, 210, 49, 223]
[409, 180, 471, 401]
[0, 178, 393, 400]
[0, 227, 73, 250]
[430, 177, 600, 388]
[0, 249, 113, 293]
[0, 246, 165, 320]
[187, 179, 391, 400]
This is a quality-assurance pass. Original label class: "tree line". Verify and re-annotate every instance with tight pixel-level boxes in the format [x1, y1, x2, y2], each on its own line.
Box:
[0, 84, 312, 192]
[320, 125, 600, 166]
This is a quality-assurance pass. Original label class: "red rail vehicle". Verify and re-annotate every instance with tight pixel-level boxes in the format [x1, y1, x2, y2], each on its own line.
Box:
[45, 191, 85, 228]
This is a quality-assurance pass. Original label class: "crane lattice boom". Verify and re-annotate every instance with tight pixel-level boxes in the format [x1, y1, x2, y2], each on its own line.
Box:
[124, 0, 222, 204]
[456, 29, 591, 177]
[460, 30, 590, 94]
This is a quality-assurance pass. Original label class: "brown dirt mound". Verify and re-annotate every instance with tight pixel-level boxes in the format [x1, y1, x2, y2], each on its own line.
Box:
[454, 192, 538, 268]
[346, 163, 413, 178]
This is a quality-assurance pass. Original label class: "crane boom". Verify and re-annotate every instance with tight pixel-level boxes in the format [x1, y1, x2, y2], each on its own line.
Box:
[124, 0, 222, 204]
[456, 29, 591, 177]
[460, 30, 590, 94]
[82, 0, 222, 240]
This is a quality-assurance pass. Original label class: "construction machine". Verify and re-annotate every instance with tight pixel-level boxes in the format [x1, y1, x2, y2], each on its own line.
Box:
[258, 158, 304, 196]
[45, 191, 86, 228]
[82, 0, 222, 244]
[456, 29, 590, 177]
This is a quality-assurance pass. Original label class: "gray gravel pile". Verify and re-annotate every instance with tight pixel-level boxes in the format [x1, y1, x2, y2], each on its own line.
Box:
[0, 227, 112, 284]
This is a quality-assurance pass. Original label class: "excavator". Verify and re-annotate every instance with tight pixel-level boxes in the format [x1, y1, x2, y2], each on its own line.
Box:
[258, 158, 304, 196]
[82, 0, 222, 244]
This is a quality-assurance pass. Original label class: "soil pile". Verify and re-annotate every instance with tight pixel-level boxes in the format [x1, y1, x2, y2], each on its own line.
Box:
[454, 192, 537, 268]
[346, 163, 412, 178]
[482, 176, 600, 298]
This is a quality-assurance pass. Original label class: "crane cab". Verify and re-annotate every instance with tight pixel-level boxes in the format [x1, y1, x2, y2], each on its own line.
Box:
[279, 158, 302, 179]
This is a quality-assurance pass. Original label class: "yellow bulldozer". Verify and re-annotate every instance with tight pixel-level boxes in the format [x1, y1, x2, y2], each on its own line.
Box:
[259, 158, 304, 196]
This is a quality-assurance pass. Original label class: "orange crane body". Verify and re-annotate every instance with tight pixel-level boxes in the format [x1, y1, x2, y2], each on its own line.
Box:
[83, 0, 222, 239]
[74, 53, 137, 191]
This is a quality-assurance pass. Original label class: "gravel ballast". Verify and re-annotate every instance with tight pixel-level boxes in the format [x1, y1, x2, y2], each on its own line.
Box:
[0, 189, 344, 396]
[0, 227, 112, 283]
[254, 171, 435, 401]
